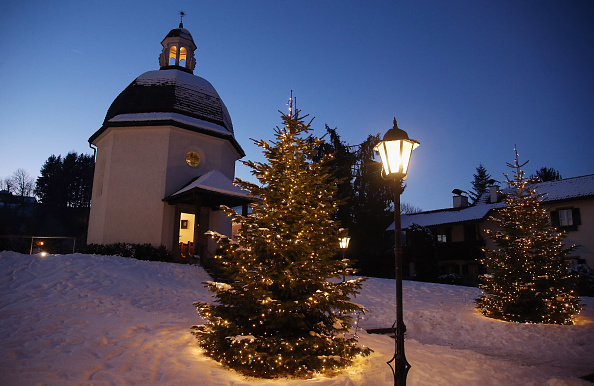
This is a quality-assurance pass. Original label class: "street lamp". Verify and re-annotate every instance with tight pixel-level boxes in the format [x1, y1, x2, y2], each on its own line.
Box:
[339, 234, 351, 281]
[374, 118, 419, 386]
[339, 235, 351, 250]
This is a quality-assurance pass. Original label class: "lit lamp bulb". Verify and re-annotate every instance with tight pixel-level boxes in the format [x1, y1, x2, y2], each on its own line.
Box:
[374, 118, 419, 180]
[339, 236, 351, 250]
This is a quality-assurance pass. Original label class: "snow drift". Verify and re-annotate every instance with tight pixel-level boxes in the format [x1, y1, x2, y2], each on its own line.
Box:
[1, 251, 593, 385]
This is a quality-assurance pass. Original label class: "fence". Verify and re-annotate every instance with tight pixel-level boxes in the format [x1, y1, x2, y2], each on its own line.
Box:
[0, 235, 77, 255]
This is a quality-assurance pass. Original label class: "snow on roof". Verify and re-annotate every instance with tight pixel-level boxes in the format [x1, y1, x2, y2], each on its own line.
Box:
[101, 69, 234, 134]
[534, 174, 594, 202]
[169, 169, 250, 199]
[135, 69, 214, 91]
[390, 174, 594, 230]
[107, 112, 231, 136]
[392, 203, 505, 230]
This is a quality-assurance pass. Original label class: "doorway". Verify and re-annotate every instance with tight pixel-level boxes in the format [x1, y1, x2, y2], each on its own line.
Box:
[179, 212, 195, 258]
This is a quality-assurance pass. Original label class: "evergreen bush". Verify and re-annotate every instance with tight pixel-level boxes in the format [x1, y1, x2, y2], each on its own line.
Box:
[81, 243, 173, 263]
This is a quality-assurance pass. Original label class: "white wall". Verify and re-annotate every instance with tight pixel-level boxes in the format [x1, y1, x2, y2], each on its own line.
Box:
[88, 124, 242, 251]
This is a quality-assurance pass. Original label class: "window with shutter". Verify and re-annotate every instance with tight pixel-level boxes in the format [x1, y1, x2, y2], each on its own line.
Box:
[559, 209, 573, 226]
[550, 210, 560, 227]
[552, 207, 580, 231]
[572, 208, 581, 225]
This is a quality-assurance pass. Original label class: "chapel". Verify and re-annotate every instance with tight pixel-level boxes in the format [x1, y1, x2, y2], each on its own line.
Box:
[87, 21, 249, 261]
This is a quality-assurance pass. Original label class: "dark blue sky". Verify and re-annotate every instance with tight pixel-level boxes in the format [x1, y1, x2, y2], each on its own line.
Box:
[1, 0, 592, 210]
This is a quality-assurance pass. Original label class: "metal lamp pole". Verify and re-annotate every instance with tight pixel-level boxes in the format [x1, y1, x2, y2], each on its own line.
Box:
[339, 235, 351, 282]
[374, 118, 419, 386]
[388, 178, 410, 385]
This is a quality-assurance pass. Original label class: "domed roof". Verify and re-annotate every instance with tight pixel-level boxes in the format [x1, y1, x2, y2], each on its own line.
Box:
[102, 69, 233, 132]
[163, 26, 195, 45]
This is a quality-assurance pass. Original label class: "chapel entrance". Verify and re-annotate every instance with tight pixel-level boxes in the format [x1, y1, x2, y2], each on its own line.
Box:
[179, 212, 195, 259]
[164, 170, 252, 264]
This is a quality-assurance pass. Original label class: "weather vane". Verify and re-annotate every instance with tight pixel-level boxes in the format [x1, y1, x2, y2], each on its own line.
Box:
[179, 11, 186, 28]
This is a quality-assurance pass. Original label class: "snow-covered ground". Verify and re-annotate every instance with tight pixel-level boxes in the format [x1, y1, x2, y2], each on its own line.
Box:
[1, 251, 593, 385]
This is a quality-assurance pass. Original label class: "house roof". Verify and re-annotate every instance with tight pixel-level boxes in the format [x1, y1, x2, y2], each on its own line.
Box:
[389, 174, 594, 230]
[101, 69, 233, 131]
[162, 27, 196, 47]
[533, 174, 594, 202]
[396, 203, 505, 229]
[89, 69, 244, 157]
[163, 169, 252, 208]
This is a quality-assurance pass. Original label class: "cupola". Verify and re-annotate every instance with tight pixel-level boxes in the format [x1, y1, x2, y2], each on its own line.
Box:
[158, 20, 197, 73]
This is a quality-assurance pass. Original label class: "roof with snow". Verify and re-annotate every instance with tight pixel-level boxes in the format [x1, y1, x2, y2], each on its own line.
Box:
[101, 69, 233, 132]
[396, 203, 505, 229]
[89, 69, 244, 156]
[533, 174, 594, 202]
[164, 169, 252, 208]
[390, 174, 594, 230]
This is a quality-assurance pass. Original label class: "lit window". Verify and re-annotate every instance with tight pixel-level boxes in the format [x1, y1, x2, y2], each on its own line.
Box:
[179, 47, 187, 67]
[559, 209, 573, 226]
[186, 151, 200, 167]
[436, 229, 447, 243]
[169, 46, 177, 65]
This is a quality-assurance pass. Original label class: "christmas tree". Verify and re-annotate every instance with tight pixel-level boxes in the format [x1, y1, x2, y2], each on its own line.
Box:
[476, 149, 582, 324]
[192, 106, 370, 378]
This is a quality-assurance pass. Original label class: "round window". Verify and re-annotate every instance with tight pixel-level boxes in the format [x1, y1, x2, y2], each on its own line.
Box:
[186, 151, 200, 167]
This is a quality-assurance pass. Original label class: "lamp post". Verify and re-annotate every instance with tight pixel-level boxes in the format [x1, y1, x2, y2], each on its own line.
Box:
[339, 234, 351, 281]
[374, 118, 419, 386]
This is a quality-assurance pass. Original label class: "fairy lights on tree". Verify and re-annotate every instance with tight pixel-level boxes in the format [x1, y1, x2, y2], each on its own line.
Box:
[192, 104, 370, 378]
[476, 148, 582, 325]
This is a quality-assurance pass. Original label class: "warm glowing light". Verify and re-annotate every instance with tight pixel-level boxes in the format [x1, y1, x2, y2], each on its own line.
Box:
[374, 118, 419, 179]
[180, 47, 187, 66]
[186, 151, 200, 167]
[339, 236, 350, 249]
[374, 137, 419, 178]
[169, 45, 177, 65]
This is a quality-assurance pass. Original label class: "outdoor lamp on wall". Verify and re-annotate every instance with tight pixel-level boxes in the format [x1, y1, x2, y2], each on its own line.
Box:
[375, 117, 419, 386]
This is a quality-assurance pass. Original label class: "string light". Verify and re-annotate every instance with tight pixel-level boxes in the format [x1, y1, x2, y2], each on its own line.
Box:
[192, 105, 370, 378]
[476, 150, 582, 325]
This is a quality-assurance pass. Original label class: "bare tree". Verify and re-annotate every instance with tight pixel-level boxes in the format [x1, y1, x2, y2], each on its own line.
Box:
[10, 168, 35, 197]
[0, 177, 13, 193]
[401, 202, 422, 214]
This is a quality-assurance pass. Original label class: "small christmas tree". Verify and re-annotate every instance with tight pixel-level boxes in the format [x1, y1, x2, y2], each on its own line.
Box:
[192, 107, 370, 378]
[476, 149, 582, 324]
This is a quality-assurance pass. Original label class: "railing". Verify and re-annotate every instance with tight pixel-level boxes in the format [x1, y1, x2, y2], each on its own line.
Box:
[0, 235, 77, 254]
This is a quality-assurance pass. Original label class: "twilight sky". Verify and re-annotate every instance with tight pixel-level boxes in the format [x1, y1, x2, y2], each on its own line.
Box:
[1, 0, 592, 211]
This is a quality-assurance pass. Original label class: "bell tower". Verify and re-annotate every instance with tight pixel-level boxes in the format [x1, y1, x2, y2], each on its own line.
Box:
[158, 17, 197, 73]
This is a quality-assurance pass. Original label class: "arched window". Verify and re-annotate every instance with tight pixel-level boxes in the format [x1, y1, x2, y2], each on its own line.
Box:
[179, 47, 187, 67]
[169, 46, 177, 65]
